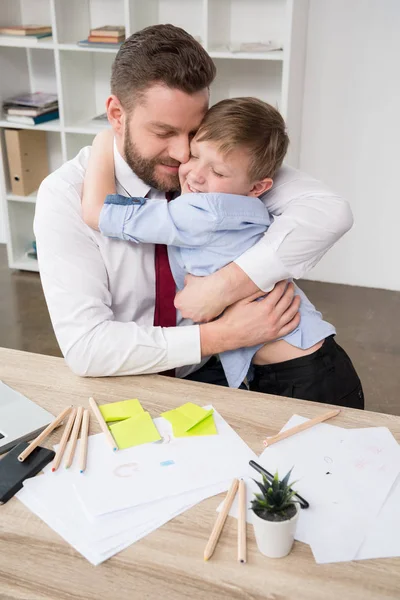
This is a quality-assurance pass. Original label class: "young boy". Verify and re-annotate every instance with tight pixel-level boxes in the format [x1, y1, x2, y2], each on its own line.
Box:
[82, 97, 363, 409]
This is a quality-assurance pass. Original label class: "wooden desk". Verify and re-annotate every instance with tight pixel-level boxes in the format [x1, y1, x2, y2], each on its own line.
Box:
[1, 347, 399, 600]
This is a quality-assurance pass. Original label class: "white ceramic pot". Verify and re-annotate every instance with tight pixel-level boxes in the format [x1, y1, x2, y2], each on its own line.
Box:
[252, 504, 300, 558]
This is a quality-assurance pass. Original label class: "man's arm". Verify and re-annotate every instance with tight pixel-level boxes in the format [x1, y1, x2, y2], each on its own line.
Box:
[34, 178, 201, 377]
[175, 166, 353, 322]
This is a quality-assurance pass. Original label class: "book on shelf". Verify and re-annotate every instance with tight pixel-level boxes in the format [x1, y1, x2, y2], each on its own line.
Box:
[88, 35, 125, 44]
[3, 92, 58, 109]
[5, 110, 59, 126]
[77, 39, 123, 49]
[6, 104, 58, 117]
[0, 25, 52, 36]
[0, 32, 52, 44]
[89, 25, 125, 38]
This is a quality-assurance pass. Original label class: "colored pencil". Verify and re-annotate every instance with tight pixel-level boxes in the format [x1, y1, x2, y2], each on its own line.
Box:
[204, 478, 239, 561]
[18, 405, 72, 462]
[64, 406, 84, 468]
[88, 396, 118, 451]
[51, 407, 77, 472]
[263, 408, 341, 447]
[238, 479, 247, 563]
[79, 409, 90, 473]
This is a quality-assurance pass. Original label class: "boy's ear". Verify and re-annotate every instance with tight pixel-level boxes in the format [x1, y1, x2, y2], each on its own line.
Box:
[106, 95, 125, 134]
[248, 178, 273, 197]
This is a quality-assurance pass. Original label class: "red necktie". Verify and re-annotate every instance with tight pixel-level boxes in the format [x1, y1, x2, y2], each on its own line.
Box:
[154, 193, 176, 333]
[154, 192, 176, 376]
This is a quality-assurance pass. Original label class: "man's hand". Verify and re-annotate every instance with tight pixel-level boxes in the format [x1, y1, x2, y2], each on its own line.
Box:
[175, 262, 259, 322]
[199, 281, 301, 357]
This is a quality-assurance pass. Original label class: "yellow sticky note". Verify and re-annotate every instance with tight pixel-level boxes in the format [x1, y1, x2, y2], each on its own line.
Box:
[99, 399, 144, 423]
[175, 413, 217, 437]
[109, 411, 161, 449]
[161, 403, 217, 437]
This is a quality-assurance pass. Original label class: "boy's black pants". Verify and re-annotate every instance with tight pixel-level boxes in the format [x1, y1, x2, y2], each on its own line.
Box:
[184, 336, 364, 410]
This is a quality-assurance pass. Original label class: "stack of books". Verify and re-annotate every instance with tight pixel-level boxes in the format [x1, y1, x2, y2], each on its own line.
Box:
[78, 25, 125, 48]
[0, 24, 52, 44]
[3, 92, 59, 126]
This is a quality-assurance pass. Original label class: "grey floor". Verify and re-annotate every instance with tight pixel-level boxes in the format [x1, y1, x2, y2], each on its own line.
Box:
[0, 244, 399, 415]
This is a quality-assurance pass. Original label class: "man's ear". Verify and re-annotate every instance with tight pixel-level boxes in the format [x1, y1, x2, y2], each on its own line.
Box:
[106, 95, 125, 135]
[248, 178, 273, 197]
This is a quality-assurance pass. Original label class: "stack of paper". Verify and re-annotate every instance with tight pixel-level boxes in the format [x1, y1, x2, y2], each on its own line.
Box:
[222, 415, 400, 564]
[17, 406, 257, 565]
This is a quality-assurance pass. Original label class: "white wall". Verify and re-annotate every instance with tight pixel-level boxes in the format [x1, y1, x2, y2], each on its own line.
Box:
[300, 0, 400, 291]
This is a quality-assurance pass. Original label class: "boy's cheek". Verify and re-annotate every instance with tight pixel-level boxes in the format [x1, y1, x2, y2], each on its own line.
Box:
[178, 163, 190, 183]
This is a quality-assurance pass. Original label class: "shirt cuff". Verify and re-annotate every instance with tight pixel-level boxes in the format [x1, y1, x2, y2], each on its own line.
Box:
[99, 203, 129, 239]
[234, 240, 292, 292]
[163, 324, 201, 370]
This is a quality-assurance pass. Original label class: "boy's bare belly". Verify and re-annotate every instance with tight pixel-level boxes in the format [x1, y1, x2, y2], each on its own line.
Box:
[253, 339, 324, 365]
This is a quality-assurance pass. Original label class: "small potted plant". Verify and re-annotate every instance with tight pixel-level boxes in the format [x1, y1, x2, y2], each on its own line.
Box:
[251, 469, 299, 558]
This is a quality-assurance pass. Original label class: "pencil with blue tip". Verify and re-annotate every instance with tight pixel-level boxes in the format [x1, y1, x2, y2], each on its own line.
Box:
[79, 409, 90, 473]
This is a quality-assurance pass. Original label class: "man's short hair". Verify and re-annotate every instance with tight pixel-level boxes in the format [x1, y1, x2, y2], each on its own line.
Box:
[111, 24, 216, 111]
[196, 97, 289, 180]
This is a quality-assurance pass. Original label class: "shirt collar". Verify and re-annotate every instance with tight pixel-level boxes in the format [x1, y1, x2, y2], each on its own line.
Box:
[113, 139, 151, 198]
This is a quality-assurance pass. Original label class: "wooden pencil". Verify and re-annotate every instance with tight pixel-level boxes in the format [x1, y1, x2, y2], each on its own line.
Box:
[79, 409, 90, 473]
[51, 407, 77, 472]
[204, 478, 239, 561]
[263, 408, 341, 447]
[88, 396, 118, 451]
[238, 479, 247, 564]
[64, 406, 84, 468]
[18, 405, 72, 462]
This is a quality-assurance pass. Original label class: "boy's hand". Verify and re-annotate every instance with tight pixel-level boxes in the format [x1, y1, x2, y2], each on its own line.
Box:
[175, 262, 261, 322]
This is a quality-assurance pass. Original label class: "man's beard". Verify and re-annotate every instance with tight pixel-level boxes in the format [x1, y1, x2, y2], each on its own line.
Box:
[124, 123, 180, 192]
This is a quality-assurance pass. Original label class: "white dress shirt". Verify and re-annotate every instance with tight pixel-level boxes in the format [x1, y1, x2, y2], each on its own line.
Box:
[34, 145, 353, 378]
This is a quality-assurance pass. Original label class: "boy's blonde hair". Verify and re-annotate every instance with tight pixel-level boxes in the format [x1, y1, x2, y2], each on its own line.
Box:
[195, 97, 289, 180]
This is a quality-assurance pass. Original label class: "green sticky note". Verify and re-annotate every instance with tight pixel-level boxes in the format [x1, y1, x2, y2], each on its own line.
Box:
[175, 413, 217, 437]
[99, 399, 144, 423]
[109, 411, 161, 449]
[161, 403, 217, 437]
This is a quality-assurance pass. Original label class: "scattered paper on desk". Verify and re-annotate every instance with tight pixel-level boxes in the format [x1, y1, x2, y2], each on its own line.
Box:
[220, 414, 400, 564]
[109, 411, 161, 449]
[17, 452, 230, 565]
[161, 402, 217, 437]
[99, 398, 144, 422]
[16, 406, 255, 565]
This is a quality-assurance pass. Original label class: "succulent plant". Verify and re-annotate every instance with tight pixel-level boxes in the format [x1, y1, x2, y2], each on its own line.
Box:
[251, 468, 298, 522]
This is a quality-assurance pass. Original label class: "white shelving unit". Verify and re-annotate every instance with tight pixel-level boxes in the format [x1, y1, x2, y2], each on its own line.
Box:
[0, 0, 309, 272]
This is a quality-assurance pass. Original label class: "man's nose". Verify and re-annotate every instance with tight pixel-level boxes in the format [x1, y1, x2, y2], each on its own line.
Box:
[169, 137, 190, 164]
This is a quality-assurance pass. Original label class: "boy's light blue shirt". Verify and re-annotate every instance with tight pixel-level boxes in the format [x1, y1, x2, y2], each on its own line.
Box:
[100, 192, 335, 388]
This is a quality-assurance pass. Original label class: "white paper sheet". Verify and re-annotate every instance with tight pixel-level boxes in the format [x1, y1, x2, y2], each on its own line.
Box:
[219, 415, 400, 564]
[356, 474, 400, 560]
[18, 476, 229, 565]
[73, 407, 256, 517]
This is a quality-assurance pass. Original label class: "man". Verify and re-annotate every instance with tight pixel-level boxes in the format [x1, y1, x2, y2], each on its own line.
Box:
[34, 25, 353, 387]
